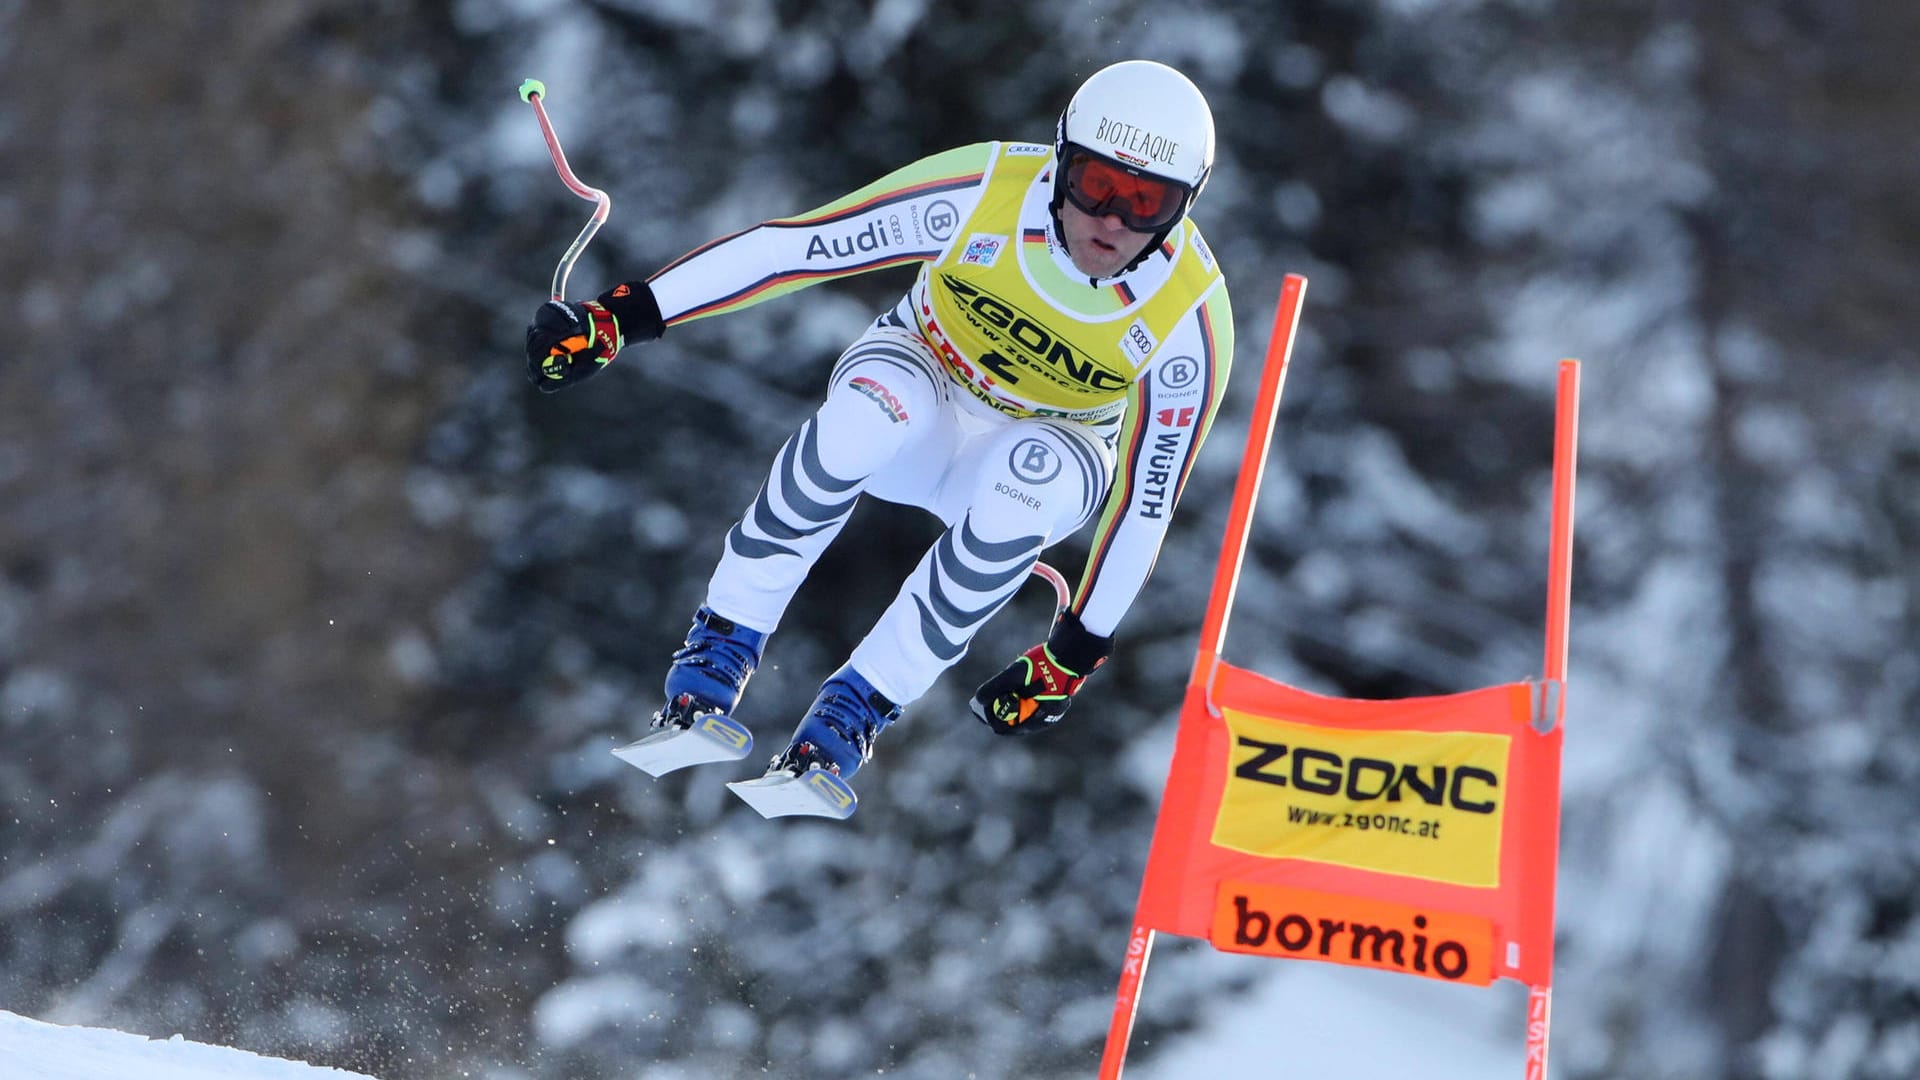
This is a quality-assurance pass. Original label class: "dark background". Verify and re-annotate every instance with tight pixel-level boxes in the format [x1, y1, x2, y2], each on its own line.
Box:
[2, 2, 1913, 1078]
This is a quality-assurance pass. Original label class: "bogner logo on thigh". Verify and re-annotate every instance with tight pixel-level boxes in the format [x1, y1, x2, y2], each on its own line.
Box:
[993, 482, 1041, 510]
[1009, 439, 1061, 484]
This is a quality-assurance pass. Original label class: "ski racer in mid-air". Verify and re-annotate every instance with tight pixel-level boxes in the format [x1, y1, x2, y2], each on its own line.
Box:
[524, 60, 1235, 818]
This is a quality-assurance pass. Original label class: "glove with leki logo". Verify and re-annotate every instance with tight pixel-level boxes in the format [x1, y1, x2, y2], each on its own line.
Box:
[524, 280, 666, 392]
[971, 610, 1114, 735]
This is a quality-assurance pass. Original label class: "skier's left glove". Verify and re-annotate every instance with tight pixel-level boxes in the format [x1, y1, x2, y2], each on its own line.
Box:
[524, 280, 665, 392]
[971, 610, 1114, 735]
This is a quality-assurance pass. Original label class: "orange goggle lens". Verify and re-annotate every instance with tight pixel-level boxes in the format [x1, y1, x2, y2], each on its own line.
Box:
[1062, 150, 1189, 231]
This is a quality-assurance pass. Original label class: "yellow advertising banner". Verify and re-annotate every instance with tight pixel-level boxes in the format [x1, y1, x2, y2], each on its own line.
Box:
[1211, 707, 1510, 888]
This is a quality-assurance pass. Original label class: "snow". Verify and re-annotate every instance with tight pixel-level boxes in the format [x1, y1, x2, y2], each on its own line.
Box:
[1135, 955, 1522, 1079]
[1, 962, 1518, 1080]
[0, 1010, 378, 1080]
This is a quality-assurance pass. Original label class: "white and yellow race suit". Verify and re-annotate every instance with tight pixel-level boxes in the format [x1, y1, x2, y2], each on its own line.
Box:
[643, 141, 1234, 705]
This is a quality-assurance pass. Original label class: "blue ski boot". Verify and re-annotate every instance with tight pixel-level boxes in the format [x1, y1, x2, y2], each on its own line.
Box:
[659, 607, 767, 724]
[611, 607, 767, 777]
[727, 665, 901, 820]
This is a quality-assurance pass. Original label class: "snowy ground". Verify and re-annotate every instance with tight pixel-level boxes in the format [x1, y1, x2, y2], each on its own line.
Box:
[0, 1010, 377, 1080]
[1, 957, 1520, 1080]
[1134, 952, 1524, 1079]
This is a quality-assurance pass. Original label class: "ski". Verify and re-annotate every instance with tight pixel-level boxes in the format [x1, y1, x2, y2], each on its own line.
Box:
[727, 767, 858, 820]
[610, 713, 753, 776]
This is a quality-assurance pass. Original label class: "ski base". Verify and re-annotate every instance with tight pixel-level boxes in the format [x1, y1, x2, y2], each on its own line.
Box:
[611, 714, 753, 777]
[727, 767, 858, 820]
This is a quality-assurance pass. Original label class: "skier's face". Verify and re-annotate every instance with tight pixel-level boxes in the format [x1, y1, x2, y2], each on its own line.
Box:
[1059, 202, 1155, 279]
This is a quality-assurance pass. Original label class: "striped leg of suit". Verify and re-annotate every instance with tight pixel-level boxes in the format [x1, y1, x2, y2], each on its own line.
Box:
[849, 417, 1112, 706]
[848, 513, 1044, 706]
[704, 322, 944, 634]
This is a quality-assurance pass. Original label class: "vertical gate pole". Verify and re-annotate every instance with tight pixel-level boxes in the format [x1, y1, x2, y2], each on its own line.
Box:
[1099, 274, 1309, 1080]
[1524, 358, 1580, 1080]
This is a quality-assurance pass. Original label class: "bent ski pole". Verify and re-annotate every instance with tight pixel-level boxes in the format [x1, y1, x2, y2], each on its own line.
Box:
[1030, 561, 1071, 611]
[519, 78, 611, 302]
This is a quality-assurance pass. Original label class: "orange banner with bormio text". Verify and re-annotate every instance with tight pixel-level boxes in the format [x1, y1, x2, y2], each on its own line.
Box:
[1135, 661, 1562, 987]
[1211, 882, 1495, 985]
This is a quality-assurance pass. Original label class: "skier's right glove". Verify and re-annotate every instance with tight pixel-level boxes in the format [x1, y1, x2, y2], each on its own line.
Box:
[524, 280, 665, 392]
[970, 610, 1114, 735]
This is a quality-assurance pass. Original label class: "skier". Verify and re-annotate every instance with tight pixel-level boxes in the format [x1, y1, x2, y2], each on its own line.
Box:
[524, 60, 1234, 818]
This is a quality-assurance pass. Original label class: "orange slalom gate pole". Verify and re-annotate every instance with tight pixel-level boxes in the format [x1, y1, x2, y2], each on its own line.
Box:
[1096, 922, 1157, 1080]
[1098, 274, 1308, 1080]
[1524, 358, 1580, 1080]
[1188, 272, 1310, 691]
[1542, 359, 1580, 687]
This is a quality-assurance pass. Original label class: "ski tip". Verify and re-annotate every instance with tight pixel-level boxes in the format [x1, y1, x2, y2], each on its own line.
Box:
[727, 768, 858, 821]
[611, 714, 753, 777]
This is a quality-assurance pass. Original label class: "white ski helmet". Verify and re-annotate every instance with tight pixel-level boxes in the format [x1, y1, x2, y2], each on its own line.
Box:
[1052, 60, 1215, 264]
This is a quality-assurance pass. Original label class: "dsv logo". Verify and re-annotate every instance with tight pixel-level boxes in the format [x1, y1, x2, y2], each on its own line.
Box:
[1232, 737, 1500, 814]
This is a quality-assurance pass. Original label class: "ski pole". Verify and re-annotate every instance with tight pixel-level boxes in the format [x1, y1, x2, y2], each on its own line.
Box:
[519, 78, 611, 303]
[1030, 561, 1070, 611]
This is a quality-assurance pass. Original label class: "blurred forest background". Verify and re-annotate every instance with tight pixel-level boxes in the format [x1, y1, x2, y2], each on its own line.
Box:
[2, 1, 1914, 1078]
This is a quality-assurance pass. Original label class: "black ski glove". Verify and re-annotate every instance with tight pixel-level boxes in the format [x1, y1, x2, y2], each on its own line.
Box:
[971, 610, 1114, 735]
[524, 280, 665, 392]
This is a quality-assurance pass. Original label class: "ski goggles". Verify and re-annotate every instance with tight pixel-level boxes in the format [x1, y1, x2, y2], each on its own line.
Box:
[1060, 146, 1192, 232]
